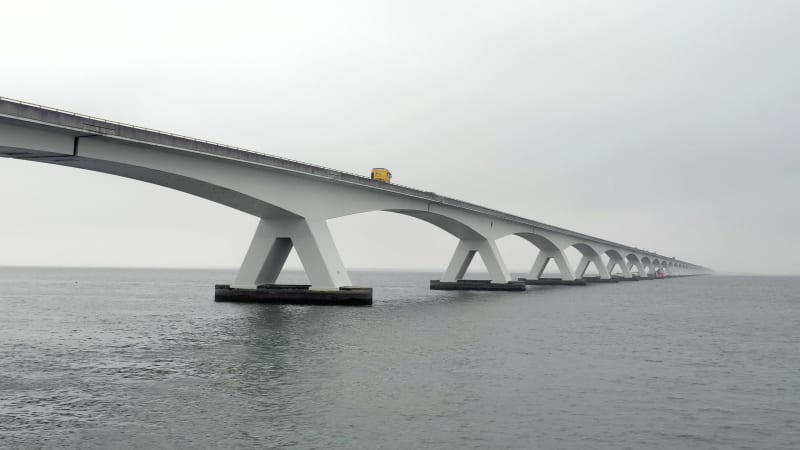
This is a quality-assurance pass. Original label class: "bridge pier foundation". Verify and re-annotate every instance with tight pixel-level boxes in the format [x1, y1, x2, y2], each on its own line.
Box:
[575, 255, 612, 280]
[440, 238, 512, 284]
[627, 259, 646, 279]
[519, 249, 586, 286]
[220, 217, 370, 305]
[606, 255, 633, 280]
[232, 217, 351, 290]
[432, 238, 523, 290]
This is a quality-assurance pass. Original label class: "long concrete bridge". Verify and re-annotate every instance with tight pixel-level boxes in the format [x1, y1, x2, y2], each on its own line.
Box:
[0, 97, 709, 304]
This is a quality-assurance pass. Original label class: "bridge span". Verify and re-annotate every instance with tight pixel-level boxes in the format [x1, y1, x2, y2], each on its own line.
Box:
[0, 97, 709, 304]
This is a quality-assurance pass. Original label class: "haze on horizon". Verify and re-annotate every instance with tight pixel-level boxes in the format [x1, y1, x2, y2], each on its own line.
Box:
[1, 0, 798, 275]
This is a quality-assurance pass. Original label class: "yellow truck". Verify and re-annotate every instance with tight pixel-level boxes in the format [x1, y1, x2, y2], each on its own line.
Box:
[370, 168, 392, 183]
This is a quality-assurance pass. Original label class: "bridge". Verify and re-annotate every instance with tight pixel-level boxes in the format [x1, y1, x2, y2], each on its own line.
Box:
[0, 97, 709, 304]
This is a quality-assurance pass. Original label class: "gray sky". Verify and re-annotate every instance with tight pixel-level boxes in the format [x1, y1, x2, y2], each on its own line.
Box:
[1, 0, 798, 275]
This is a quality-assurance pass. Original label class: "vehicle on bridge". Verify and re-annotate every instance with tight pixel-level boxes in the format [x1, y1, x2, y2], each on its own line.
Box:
[370, 168, 392, 183]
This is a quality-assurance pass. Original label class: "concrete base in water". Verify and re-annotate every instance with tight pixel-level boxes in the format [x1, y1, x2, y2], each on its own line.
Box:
[518, 278, 588, 286]
[613, 276, 642, 281]
[583, 277, 620, 283]
[215, 284, 372, 306]
[430, 280, 526, 291]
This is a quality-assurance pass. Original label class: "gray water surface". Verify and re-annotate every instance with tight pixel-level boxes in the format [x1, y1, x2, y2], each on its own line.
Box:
[1, 269, 799, 449]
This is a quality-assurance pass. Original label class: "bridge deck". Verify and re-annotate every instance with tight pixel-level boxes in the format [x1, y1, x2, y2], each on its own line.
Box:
[0, 97, 699, 268]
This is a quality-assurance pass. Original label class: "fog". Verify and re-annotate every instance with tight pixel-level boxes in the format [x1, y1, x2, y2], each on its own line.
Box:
[1, 0, 798, 274]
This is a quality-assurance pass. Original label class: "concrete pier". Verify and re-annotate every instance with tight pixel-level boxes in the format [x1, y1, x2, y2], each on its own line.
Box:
[518, 278, 588, 286]
[215, 284, 372, 306]
[583, 277, 620, 283]
[612, 275, 641, 281]
[430, 280, 526, 291]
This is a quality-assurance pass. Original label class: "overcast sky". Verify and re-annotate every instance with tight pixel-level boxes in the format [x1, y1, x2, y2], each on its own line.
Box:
[1, 0, 798, 275]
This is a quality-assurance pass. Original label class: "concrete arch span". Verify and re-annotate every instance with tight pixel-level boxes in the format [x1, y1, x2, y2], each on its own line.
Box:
[49, 155, 300, 219]
[626, 253, 646, 277]
[2, 123, 437, 220]
[382, 209, 512, 284]
[0, 101, 707, 292]
[652, 259, 662, 276]
[514, 231, 622, 281]
[604, 249, 633, 278]
[515, 232, 576, 281]
[571, 243, 612, 279]
[6, 130, 517, 288]
[640, 256, 654, 276]
[1, 122, 486, 289]
[1, 127, 692, 289]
